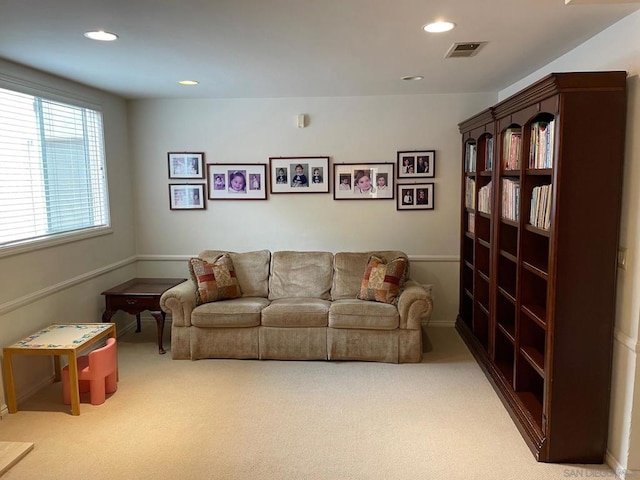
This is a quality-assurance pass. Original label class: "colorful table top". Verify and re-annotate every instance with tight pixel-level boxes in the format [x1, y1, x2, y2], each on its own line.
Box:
[6, 324, 113, 350]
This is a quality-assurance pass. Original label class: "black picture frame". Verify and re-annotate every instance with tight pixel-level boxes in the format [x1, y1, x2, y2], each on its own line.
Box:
[333, 163, 394, 200]
[397, 150, 435, 179]
[169, 184, 206, 210]
[269, 157, 330, 194]
[396, 183, 434, 210]
[207, 163, 268, 200]
[168, 152, 205, 179]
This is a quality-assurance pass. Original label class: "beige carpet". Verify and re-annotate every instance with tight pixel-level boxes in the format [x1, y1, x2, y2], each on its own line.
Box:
[0, 325, 617, 480]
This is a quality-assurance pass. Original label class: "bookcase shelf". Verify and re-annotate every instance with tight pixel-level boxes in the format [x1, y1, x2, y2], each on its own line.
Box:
[521, 304, 546, 329]
[520, 346, 545, 377]
[456, 72, 627, 463]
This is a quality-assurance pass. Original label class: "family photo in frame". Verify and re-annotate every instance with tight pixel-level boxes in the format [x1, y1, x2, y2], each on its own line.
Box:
[269, 156, 330, 194]
[397, 183, 434, 210]
[207, 163, 267, 200]
[168, 152, 205, 179]
[333, 163, 394, 200]
[397, 150, 435, 179]
[169, 184, 206, 210]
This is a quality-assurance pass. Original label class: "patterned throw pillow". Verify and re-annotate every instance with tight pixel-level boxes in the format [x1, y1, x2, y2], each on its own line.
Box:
[189, 254, 242, 305]
[357, 255, 408, 305]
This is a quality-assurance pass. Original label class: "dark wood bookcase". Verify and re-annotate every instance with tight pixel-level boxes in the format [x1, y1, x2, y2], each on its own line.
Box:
[456, 72, 627, 463]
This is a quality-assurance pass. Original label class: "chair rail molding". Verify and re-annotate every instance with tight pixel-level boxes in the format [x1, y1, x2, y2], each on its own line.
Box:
[0, 256, 136, 316]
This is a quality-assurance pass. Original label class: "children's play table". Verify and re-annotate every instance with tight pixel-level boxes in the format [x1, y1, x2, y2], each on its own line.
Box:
[3, 323, 116, 416]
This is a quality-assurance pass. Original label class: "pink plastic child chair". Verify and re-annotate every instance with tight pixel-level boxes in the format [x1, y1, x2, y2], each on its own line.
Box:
[62, 337, 117, 405]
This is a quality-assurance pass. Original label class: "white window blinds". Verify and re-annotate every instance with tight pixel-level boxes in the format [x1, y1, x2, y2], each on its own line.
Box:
[0, 87, 110, 249]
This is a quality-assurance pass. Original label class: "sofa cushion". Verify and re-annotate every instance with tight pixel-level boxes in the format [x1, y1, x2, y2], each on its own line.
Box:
[357, 255, 408, 305]
[189, 255, 241, 305]
[268, 251, 333, 300]
[261, 298, 331, 327]
[191, 297, 270, 328]
[332, 251, 409, 300]
[329, 299, 399, 330]
[199, 249, 270, 298]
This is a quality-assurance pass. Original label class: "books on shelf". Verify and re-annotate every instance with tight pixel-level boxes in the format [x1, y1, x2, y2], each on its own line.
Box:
[465, 142, 477, 172]
[465, 137, 493, 173]
[486, 137, 494, 172]
[478, 181, 492, 214]
[529, 120, 555, 169]
[468, 212, 475, 234]
[501, 178, 520, 222]
[465, 177, 476, 209]
[503, 127, 522, 171]
[529, 184, 552, 230]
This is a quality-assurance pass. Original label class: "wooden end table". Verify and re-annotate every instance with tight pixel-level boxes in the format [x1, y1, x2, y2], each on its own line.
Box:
[101, 278, 186, 354]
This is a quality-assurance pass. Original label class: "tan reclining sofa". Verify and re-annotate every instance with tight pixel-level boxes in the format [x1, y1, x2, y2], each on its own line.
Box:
[160, 250, 433, 363]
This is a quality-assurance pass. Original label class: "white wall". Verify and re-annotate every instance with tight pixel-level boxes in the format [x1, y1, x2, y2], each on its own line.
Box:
[498, 10, 640, 477]
[129, 93, 494, 324]
[0, 59, 136, 409]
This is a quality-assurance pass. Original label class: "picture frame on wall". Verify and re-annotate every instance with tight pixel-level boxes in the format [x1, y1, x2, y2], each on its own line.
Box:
[333, 163, 395, 200]
[396, 183, 435, 210]
[168, 152, 205, 179]
[207, 163, 268, 200]
[269, 156, 330, 194]
[397, 150, 435, 179]
[169, 184, 206, 210]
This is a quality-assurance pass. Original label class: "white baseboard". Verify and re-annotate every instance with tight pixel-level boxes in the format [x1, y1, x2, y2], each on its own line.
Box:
[606, 450, 637, 480]
[424, 319, 456, 327]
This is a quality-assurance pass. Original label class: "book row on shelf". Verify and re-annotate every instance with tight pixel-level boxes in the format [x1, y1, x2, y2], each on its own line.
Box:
[466, 121, 554, 172]
[477, 181, 492, 214]
[467, 180, 548, 231]
[486, 138, 494, 172]
[529, 120, 555, 169]
[468, 212, 475, 234]
[465, 177, 476, 210]
[465, 143, 477, 173]
[464, 138, 495, 173]
[501, 178, 520, 222]
[530, 184, 552, 230]
[502, 127, 522, 171]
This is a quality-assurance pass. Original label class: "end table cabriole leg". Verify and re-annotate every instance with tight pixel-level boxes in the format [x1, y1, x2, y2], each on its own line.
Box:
[151, 311, 166, 355]
[102, 310, 115, 323]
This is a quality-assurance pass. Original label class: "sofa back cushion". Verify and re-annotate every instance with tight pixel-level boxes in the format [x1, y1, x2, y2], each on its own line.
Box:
[199, 249, 271, 298]
[269, 251, 333, 300]
[332, 251, 409, 300]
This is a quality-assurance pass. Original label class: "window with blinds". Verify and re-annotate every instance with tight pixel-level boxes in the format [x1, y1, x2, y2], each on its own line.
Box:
[0, 87, 110, 250]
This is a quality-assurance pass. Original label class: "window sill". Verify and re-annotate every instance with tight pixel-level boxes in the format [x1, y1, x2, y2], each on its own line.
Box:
[0, 226, 113, 259]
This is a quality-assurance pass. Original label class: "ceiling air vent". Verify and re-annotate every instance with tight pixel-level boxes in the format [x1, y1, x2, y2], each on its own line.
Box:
[445, 42, 486, 58]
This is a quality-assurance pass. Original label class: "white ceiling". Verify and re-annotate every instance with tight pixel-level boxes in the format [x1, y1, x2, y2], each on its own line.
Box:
[0, 0, 638, 100]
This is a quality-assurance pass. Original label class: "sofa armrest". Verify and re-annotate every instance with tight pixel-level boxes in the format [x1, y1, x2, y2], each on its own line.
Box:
[397, 279, 433, 330]
[160, 280, 196, 327]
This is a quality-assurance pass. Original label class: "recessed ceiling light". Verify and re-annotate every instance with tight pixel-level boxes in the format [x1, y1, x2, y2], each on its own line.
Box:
[84, 30, 119, 41]
[401, 76, 424, 81]
[178, 80, 199, 86]
[423, 21, 456, 33]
